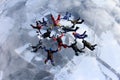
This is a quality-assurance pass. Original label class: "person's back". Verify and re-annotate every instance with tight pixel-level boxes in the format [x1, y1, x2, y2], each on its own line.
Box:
[68, 40, 77, 51]
[71, 44, 78, 51]
[73, 32, 79, 38]
[42, 29, 51, 38]
[57, 37, 62, 43]
[47, 50, 53, 59]
[82, 40, 91, 48]
[82, 40, 97, 51]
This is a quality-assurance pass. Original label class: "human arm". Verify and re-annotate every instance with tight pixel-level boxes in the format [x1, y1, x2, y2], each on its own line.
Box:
[77, 19, 84, 24]
[43, 47, 48, 51]
[51, 14, 56, 23]
[73, 39, 77, 45]
[57, 14, 61, 21]
[76, 17, 80, 21]
[67, 45, 71, 48]
[59, 33, 64, 38]
[52, 35, 57, 41]
[30, 24, 36, 28]
[52, 49, 58, 53]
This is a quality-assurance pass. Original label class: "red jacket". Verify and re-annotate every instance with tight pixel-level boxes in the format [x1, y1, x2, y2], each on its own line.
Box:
[53, 33, 64, 42]
[51, 14, 61, 26]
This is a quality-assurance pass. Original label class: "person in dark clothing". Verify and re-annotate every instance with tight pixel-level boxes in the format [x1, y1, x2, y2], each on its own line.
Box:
[30, 21, 43, 33]
[51, 14, 61, 26]
[41, 29, 51, 38]
[61, 26, 79, 33]
[30, 40, 43, 52]
[82, 39, 97, 51]
[69, 17, 84, 28]
[67, 39, 84, 56]
[38, 18, 47, 26]
[73, 31, 88, 39]
[62, 12, 71, 20]
[43, 47, 58, 66]
[52, 33, 67, 50]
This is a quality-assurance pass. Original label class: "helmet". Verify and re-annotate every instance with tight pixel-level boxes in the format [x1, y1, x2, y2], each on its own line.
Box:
[49, 48, 52, 51]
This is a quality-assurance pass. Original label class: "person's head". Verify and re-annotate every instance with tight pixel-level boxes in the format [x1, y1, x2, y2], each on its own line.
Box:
[72, 32, 76, 35]
[66, 12, 68, 15]
[49, 48, 52, 51]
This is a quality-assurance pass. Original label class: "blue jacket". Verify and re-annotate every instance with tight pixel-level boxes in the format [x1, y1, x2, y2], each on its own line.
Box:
[73, 31, 87, 39]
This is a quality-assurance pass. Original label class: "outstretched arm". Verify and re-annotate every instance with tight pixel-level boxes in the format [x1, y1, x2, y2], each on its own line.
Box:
[82, 44, 85, 50]
[42, 18, 45, 22]
[52, 35, 57, 41]
[69, 13, 71, 17]
[38, 20, 42, 24]
[81, 31, 86, 36]
[68, 19, 72, 22]
[73, 39, 77, 45]
[30, 24, 36, 28]
[59, 33, 64, 38]
[81, 40, 85, 49]
[76, 17, 80, 21]
[51, 14, 56, 23]
[52, 49, 58, 53]
[57, 14, 61, 21]
[36, 21, 39, 26]
[43, 47, 48, 51]
[77, 19, 84, 24]
[67, 45, 71, 48]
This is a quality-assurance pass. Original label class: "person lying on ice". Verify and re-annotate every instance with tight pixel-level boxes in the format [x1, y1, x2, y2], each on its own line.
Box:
[82, 39, 97, 51]
[52, 33, 67, 51]
[30, 21, 43, 33]
[69, 17, 84, 28]
[67, 39, 84, 56]
[38, 18, 47, 26]
[61, 26, 79, 33]
[30, 40, 43, 52]
[72, 31, 88, 39]
[50, 14, 61, 26]
[43, 47, 58, 66]
[61, 12, 71, 20]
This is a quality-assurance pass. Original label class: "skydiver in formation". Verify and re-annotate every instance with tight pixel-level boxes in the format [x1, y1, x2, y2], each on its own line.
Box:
[41, 29, 52, 38]
[30, 21, 43, 33]
[29, 12, 97, 66]
[61, 26, 79, 33]
[52, 33, 67, 50]
[38, 18, 47, 26]
[62, 12, 71, 20]
[51, 14, 61, 26]
[43, 47, 58, 66]
[30, 40, 43, 52]
[67, 39, 84, 56]
[72, 31, 88, 39]
[69, 17, 84, 28]
[82, 39, 97, 51]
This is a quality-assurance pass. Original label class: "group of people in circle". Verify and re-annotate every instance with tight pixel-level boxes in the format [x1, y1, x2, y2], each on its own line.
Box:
[29, 12, 97, 66]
